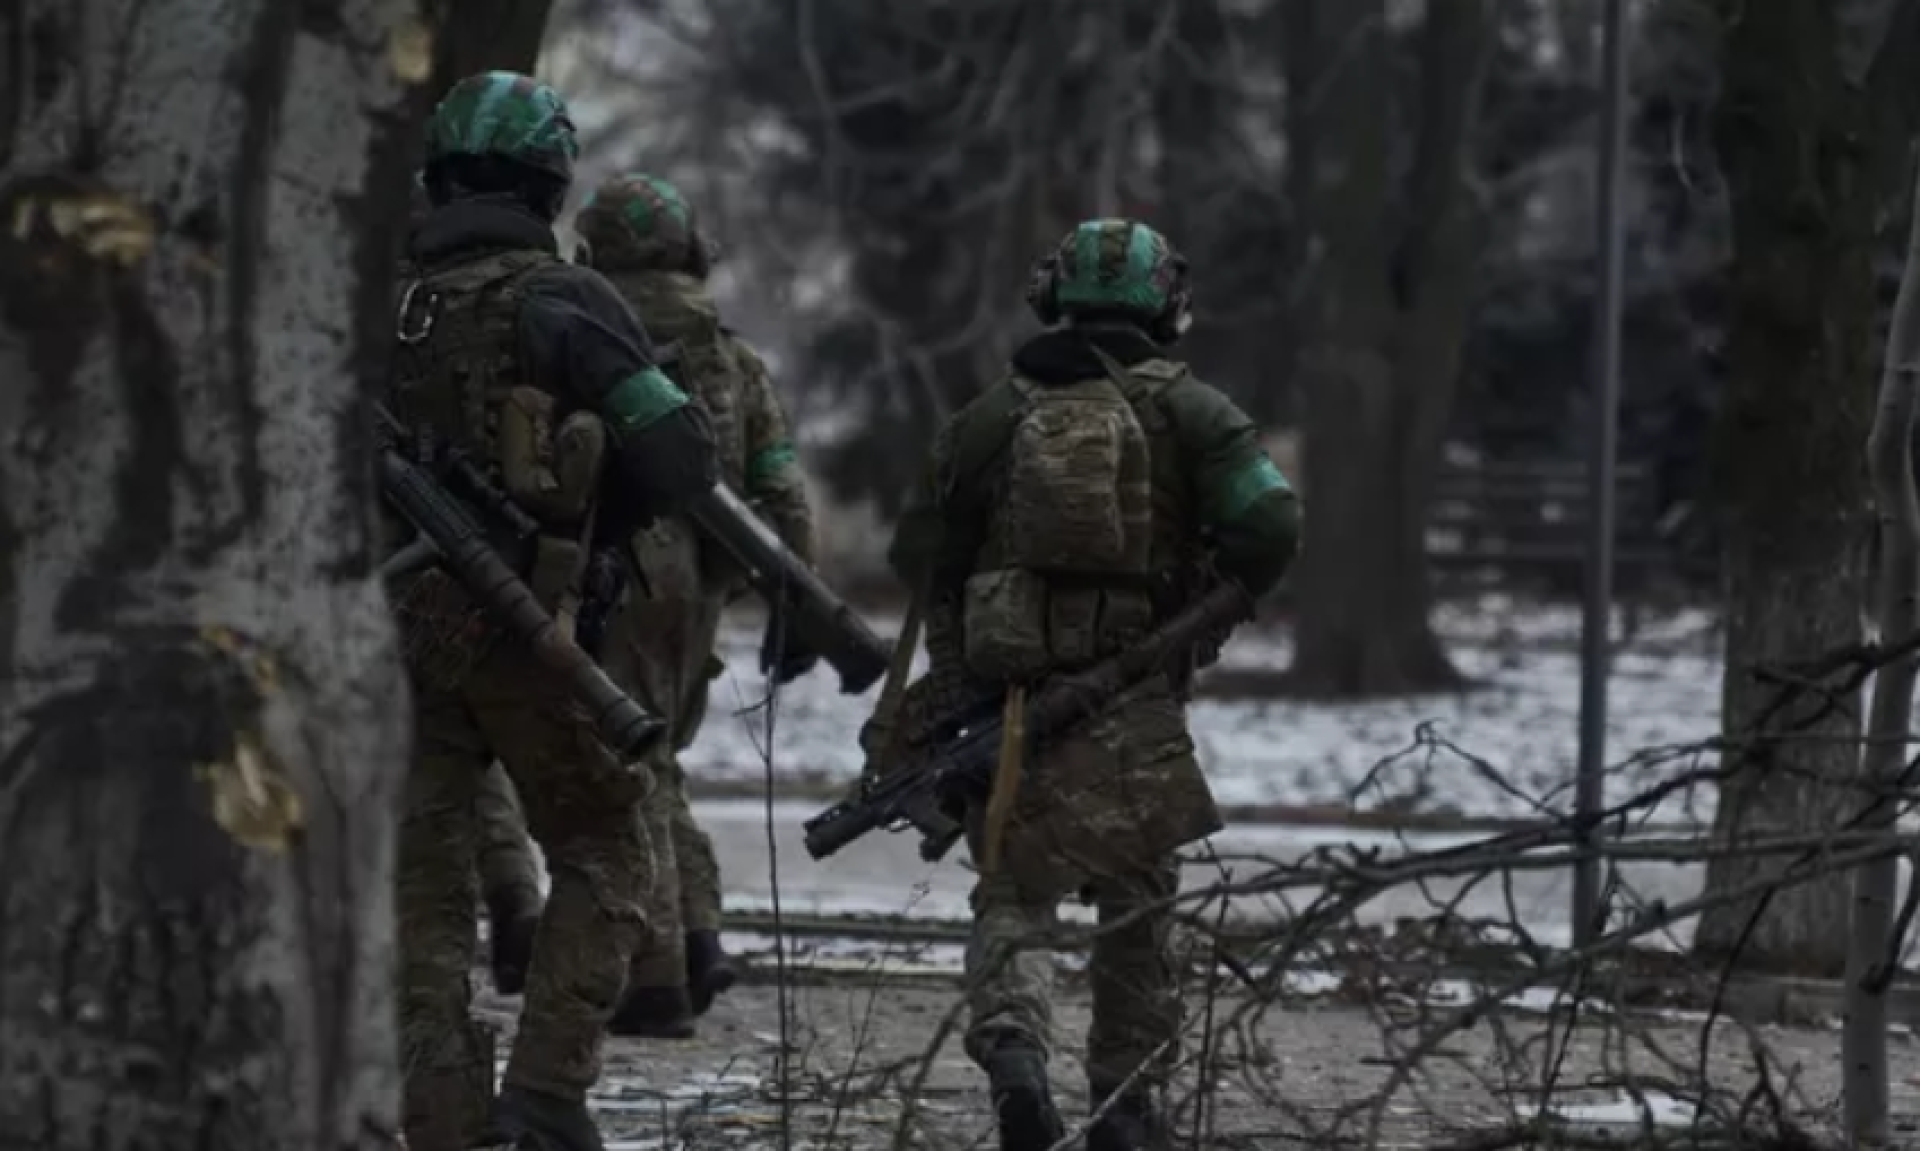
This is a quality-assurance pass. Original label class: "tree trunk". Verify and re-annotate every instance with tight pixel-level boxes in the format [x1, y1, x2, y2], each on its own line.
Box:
[1692, 0, 1918, 975]
[0, 2, 418, 1147]
[422, 0, 554, 85]
[1282, 0, 1494, 698]
[1841, 106, 1920, 1151]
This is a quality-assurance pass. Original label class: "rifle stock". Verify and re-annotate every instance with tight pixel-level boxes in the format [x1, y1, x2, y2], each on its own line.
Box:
[373, 402, 669, 760]
[688, 482, 892, 694]
[801, 579, 1255, 861]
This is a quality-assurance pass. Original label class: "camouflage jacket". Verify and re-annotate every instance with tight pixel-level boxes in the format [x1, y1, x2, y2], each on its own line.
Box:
[889, 324, 1300, 603]
[600, 268, 814, 565]
[396, 200, 716, 525]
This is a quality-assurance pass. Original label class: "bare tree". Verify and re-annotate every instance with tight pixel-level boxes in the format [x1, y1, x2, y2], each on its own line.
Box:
[1693, 0, 1920, 975]
[0, 2, 420, 1146]
[423, 0, 555, 80]
[1281, 0, 1495, 697]
[1841, 136, 1920, 1151]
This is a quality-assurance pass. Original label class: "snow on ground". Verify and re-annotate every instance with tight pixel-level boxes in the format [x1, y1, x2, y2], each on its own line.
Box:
[684, 597, 1732, 825]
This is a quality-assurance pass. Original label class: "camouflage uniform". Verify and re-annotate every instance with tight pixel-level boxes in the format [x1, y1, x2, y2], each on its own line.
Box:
[472, 173, 817, 1029]
[393, 73, 716, 1151]
[883, 220, 1300, 1150]
[587, 176, 815, 1019]
[402, 182, 548, 1001]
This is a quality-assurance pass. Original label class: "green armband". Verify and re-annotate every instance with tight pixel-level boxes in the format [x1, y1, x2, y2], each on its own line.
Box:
[1214, 455, 1292, 524]
[603, 366, 689, 432]
[746, 441, 798, 490]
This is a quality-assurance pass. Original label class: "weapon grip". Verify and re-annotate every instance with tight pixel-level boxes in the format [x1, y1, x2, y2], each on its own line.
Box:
[919, 824, 965, 863]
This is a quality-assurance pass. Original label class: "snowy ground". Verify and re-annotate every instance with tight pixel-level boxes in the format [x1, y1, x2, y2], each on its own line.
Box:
[684, 597, 1732, 826]
[471, 980, 1920, 1149]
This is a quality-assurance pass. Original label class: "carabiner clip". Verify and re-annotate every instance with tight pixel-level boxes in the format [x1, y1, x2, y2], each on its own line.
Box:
[397, 280, 439, 344]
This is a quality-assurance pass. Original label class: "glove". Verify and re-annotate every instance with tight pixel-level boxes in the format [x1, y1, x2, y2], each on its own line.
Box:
[759, 610, 820, 685]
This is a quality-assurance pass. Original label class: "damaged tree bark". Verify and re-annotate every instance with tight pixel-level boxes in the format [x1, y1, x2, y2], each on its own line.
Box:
[0, 1, 420, 1147]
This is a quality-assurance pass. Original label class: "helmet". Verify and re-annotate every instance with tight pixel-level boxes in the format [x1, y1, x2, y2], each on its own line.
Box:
[574, 172, 709, 274]
[423, 71, 579, 185]
[1025, 219, 1191, 340]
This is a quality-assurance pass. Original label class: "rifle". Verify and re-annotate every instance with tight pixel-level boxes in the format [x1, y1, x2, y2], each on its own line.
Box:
[801, 578, 1255, 862]
[372, 401, 670, 760]
[687, 482, 892, 695]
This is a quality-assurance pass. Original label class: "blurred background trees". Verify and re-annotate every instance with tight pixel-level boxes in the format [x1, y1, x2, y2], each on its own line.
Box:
[537, 0, 1743, 697]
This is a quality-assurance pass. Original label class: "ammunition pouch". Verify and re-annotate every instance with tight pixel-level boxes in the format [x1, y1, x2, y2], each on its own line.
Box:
[497, 387, 607, 525]
[628, 516, 704, 605]
[962, 568, 1049, 682]
[527, 535, 588, 639]
[961, 567, 1155, 683]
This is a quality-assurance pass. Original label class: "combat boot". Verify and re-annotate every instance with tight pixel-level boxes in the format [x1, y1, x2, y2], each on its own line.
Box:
[684, 929, 737, 1015]
[471, 1084, 605, 1151]
[1087, 1086, 1172, 1151]
[606, 984, 697, 1039]
[487, 902, 541, 996]
[983, 1039, 1065, 1151]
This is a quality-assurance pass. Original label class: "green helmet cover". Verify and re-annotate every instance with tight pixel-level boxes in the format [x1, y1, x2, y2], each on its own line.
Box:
[1051, 219, 1182, 315]
[424, 71, 579, 183]
[575, 172, 702, 272]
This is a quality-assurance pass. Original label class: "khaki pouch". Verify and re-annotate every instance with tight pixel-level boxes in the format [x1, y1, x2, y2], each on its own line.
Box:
[962, 568, 1050, 681]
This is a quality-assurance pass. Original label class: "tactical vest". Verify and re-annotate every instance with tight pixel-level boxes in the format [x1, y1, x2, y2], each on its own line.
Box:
[390, 248, 607, 627]
[961, 357, 1195, 684]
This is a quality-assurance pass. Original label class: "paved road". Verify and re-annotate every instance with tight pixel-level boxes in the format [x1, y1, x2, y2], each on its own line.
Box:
[692, 799, 1707, 950]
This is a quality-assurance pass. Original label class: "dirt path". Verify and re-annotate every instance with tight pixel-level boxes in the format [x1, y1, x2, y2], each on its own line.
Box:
[473, 977, 1920, 1149]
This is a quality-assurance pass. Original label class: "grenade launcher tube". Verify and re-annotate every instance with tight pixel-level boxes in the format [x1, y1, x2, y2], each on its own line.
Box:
[687, 482, 893, 695]
[374, 404, 669, 760]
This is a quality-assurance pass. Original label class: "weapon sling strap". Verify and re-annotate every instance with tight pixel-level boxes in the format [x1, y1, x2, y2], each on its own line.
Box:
[981, 684, 1028, 876]
[864, 580, 927, 778]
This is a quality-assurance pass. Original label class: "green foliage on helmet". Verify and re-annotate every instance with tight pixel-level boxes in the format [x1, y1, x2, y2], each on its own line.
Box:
[424, 71, 579, 183]
[1051, 219, 1181, 316]
[575, 173, 702, 272]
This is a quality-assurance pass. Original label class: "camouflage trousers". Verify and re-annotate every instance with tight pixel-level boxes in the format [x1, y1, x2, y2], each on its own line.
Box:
[399, 628, 654, 1116]
[471, 591, 727, 989]
[607, 590, 728, 989]
[960, 682, 1218, 1095]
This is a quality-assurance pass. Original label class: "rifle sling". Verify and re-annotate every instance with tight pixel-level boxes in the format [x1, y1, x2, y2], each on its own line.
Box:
[981, 684, 1028, 876]
[871, 582, 927, 768]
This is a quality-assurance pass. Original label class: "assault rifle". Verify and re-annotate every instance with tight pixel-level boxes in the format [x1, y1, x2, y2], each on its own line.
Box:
[801, 578, 1256, 862]
[372, 401, 670, 760]
[687, 482, 892, 695]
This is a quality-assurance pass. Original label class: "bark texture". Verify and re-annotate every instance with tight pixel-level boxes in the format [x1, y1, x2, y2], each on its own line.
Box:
[1281, 0, 1494, 698]
[423, 0, 553, 80]
[1693, 0, 1920, 976]
[0, 1, 418, 1147]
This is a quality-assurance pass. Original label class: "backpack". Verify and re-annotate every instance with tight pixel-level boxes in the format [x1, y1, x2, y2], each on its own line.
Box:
[963, 352, 1159, 681]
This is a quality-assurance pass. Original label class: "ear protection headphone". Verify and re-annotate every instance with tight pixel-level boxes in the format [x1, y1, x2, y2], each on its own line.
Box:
[1024, 252, 1066, 328]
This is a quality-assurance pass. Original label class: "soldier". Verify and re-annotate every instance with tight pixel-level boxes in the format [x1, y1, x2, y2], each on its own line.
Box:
[391, 72, 716, 1151]
[574, 172, 817, 1035]
[400, 183, 550, 1005]
[877, 220, 1300, 1151]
